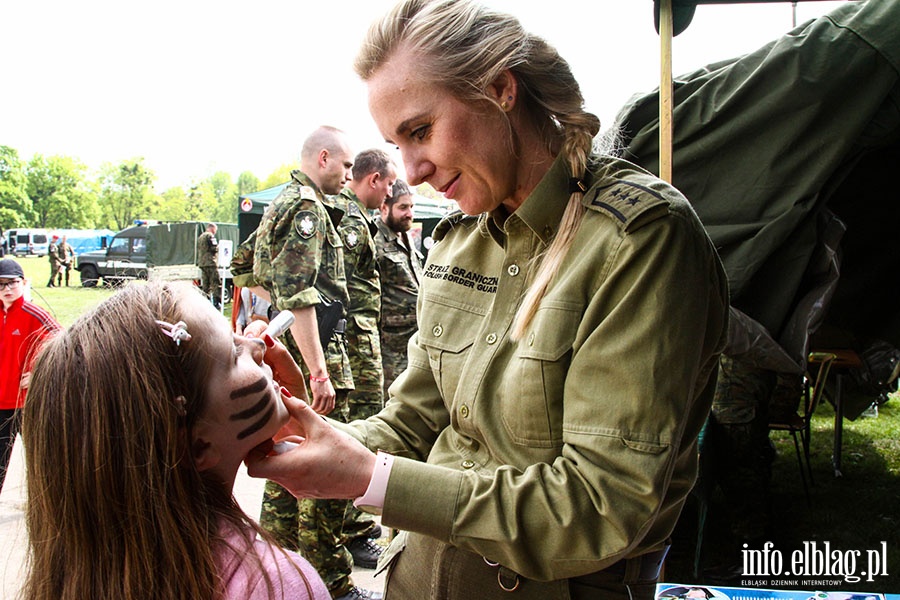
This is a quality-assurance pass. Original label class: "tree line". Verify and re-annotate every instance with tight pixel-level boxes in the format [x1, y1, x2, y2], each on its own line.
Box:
[0, 145, 299, 232]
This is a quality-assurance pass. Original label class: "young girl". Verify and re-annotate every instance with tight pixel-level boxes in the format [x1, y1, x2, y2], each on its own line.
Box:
[21, 281, 330, 600]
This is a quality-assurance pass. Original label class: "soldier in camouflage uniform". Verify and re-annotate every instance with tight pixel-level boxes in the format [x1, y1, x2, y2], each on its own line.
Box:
[230, 126, 377, 600]
[374, 179, 424, 396]
[56, 235, 75, 286]
[197, 223, 221, 308]
[336, 149, 397, 418]
[334, 149, 397, 567]
[46, 236, 61, 287]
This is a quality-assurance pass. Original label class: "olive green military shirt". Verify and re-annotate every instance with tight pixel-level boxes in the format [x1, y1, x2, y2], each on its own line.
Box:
[56, 242, 74, 265]
[342, 154, 729, 581]
[47, 242, 60, 267]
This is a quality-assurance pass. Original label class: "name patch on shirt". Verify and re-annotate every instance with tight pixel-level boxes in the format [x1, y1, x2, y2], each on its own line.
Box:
[424, 264, 498, 294]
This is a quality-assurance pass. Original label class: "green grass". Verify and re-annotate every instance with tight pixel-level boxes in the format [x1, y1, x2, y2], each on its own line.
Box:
[15, 255, 115, 327]
[13, 254, 232, 326]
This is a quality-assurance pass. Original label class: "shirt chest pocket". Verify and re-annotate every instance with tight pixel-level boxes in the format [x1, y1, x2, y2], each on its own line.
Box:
[502, 302, 582, 448]
[379, 251, 408, 281]
[418, 297, 482, 403]
[323, 226, 345, 282]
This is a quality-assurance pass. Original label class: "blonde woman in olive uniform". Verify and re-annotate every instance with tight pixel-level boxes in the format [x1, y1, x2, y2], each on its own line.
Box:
[246, 1, 729, 599]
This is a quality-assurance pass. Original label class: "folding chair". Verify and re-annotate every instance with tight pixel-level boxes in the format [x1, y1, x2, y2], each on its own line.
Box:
[768, 352, 836, 505]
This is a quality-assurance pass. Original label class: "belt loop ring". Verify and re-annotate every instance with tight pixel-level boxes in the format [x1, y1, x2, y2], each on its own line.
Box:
[497, 569, 520, 592]
[484, 557, 500, 567]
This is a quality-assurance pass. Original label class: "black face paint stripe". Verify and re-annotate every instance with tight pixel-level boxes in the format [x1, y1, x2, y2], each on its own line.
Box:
[230, 395, 270, 421]
[236, 405, 276, 440]
[230, 376, 269, 400]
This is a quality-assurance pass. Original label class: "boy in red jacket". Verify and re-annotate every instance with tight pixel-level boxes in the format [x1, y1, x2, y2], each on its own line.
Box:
[0, 258, 60, 492]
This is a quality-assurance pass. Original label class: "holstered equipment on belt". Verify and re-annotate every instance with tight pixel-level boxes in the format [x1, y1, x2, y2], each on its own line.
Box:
[315, 293, 345, 348]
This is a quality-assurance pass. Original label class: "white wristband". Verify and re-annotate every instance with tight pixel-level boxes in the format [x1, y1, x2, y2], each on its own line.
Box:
[353, 451, 395, 515]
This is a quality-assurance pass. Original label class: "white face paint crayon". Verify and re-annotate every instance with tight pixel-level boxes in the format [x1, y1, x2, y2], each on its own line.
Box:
[263, 310, 295, 340]
[271, 440, 299, 455]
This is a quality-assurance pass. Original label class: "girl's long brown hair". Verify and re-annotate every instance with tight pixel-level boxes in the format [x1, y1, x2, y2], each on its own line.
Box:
[21, 282, 310, 600]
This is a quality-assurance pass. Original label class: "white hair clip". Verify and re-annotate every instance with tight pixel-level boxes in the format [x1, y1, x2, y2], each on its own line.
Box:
[156, 320, 192, 346]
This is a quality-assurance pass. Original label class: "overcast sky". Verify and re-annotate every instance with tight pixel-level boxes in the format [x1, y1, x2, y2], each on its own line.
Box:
[1, 0, 848, 191]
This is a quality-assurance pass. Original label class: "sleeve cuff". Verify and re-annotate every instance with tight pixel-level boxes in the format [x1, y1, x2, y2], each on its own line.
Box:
[353, 451, 394, 515]
[232, 273, 257, 288]
[276, 287, 320, 311]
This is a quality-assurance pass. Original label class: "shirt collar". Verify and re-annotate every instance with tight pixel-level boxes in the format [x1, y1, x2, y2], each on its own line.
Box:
[339, 188, 377, 227]
[290, 169, 321, 195]
[376, 217, 398, 241]
[291, 169, 346, 226]
[481, 153, 571, 246]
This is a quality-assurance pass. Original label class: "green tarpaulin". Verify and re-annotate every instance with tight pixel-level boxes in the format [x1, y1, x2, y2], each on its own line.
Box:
[616, 0, 900, 368]
[146, 221, 239, 268]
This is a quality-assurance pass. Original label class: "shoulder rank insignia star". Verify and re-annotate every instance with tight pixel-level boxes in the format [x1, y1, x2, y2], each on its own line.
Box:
[610, 187, 641, 206]
[295, 211, 318, 239]
[345, 230, 359, 249]
[299, 186, 317, 201]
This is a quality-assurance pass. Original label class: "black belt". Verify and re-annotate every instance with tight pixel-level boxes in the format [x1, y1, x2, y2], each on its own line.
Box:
[578, 546, 670, 584]
[483, 545, 670, 593]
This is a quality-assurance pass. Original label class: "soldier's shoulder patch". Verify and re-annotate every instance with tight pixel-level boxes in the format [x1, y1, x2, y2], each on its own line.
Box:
[432, 209, 477, 242]
[346, 201, 362, 218]
[584, 180, 670, 232]
[294, 210, 319, 239]
[299, 186, 317, 201]
[343, 227, 361, 249]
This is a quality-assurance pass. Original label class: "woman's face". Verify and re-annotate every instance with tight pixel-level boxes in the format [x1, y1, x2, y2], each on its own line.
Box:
[183, 290, 289, 478]
[366, 47, 518, 216]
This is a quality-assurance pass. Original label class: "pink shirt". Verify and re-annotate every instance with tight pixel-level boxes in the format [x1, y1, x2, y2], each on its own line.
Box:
[217, 522, 330, 600]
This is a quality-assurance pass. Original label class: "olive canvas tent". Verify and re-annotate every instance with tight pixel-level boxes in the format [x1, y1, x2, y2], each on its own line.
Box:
[237, 183, 288, 243]
[615, 0, 900, 375]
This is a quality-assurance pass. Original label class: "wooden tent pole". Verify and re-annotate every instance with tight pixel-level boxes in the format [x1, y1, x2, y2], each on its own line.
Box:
[659, 0, 674, 183]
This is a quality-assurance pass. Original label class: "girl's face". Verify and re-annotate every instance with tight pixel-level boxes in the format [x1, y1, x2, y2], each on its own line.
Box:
[366, 46, 519, 216]
[183, 290, 289, 482]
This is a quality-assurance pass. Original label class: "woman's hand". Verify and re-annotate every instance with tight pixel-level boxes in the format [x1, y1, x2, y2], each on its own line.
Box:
[245, 391, 375, 499]
[242, 320, 314, 404]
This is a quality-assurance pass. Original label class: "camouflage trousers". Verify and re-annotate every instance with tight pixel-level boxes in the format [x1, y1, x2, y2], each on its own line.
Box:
[709, 355, 777, 541]
[380, 325, 416, 397]
[344, 318, 384, 546]
[199, 265, 221, 300]
[342, 390, 381, 543]
[345, 316, 384, 416]
[260, 481, 356, 596]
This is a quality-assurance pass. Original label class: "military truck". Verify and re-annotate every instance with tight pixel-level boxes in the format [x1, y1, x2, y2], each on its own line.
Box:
[75, 221, 239, 298]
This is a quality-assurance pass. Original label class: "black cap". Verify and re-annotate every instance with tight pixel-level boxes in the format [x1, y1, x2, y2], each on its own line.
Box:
[389, 179, 412, 203]
[0, 258, 25, 279]
[654, 0, 696, 37]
